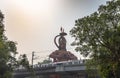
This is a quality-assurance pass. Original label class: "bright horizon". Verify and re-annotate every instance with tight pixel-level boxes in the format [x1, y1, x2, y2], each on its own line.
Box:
[0, 0, 108, 64]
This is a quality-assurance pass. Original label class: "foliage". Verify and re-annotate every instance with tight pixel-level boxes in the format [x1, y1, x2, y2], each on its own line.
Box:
[18, 54, 36, 78]
[70, 0, 120, 78]
[0, 11, 17, 78]
[18, 54, 38, 78]
[38, 58, 52, 64]
[18, 54, 30, 69]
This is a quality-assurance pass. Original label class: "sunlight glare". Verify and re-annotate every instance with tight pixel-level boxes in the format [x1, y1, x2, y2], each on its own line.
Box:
[13, 0, 54, 12]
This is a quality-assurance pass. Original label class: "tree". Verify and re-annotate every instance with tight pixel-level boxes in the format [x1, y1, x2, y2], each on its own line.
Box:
[18, 54, 37, 78]
[70, 0, 120, 78]
[0, 11, 17, 78]
[18, 54, 30, 69]
[38, 58, 52, 65]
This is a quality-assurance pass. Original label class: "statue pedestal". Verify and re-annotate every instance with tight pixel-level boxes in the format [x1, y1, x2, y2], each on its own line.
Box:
[49, 50, 77, 62]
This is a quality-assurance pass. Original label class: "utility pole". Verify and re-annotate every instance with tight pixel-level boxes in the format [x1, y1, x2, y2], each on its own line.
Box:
[32, 51, 34, 68]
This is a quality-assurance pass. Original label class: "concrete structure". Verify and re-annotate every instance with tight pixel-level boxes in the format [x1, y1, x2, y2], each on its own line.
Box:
[13, 60, 86, 78]
[13, 60, 99, 78]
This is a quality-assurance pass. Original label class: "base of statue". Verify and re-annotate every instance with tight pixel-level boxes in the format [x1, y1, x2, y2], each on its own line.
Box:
[49, 50, 78, 62]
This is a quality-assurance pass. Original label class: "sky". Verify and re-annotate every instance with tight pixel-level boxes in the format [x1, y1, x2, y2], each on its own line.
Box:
[0, 0, 108, 64]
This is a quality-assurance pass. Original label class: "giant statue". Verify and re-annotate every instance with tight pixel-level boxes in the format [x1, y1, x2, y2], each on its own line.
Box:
[49, 27, 77, 62]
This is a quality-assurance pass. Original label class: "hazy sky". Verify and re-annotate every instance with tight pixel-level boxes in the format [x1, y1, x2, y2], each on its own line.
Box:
[0, 0, 108, 63]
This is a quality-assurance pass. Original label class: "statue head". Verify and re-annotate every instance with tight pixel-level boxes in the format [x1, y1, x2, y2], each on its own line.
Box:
[60, 27, 67, 36]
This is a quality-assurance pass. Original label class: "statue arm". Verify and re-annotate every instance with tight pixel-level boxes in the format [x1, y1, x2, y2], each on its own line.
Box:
[54, 35, 60, 49]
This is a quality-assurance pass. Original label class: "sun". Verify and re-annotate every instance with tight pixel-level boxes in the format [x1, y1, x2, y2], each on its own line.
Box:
[12, 0, 54, 12]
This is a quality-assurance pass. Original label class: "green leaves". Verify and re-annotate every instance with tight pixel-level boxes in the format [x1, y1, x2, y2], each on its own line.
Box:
[70, 0, 120, 77]
[18, 54, 30, 69]
[0, 11, 17, 78]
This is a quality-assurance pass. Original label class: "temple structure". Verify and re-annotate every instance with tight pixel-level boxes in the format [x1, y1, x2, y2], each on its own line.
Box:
[49, 27, 77, 62]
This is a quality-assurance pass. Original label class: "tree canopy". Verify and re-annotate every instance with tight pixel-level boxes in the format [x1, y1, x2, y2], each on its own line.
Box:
[0, 11, 17, 78]
[18, 54, 30, 69]
[39, 58, 52, 64]
[70, 0, 120, 78]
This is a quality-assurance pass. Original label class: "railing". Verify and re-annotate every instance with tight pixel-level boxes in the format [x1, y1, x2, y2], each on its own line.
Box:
[15, 59, 87, 71]
[13, 59, 88, 78]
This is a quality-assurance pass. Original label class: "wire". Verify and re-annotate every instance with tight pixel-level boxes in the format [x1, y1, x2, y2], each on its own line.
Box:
[33, 49, 55, 53]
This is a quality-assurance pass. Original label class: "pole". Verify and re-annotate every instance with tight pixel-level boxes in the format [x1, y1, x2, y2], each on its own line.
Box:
[32, 51, 34, 68]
